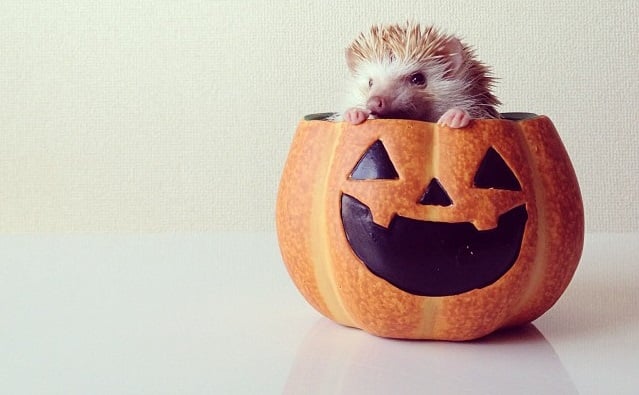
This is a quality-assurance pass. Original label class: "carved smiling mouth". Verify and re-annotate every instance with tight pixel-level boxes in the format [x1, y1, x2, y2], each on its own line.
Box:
[341, 194, 528, 296]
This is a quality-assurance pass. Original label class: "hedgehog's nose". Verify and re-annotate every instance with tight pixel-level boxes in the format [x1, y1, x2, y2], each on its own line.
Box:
[367, 96, 386, 114]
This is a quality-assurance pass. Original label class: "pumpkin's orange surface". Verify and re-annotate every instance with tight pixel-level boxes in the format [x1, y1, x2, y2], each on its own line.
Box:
[276, 114, 583, 340]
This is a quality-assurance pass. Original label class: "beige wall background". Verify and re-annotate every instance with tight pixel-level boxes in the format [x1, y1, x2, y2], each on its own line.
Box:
[1, 1, 637, 233]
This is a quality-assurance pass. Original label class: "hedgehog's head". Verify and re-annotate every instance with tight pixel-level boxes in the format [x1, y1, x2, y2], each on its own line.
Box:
[343, 22, 498, 121]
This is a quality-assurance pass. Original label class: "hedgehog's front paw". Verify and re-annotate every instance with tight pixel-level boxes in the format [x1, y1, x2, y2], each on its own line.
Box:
[437, 108, 471, 128]
[344, 108, 371, 125]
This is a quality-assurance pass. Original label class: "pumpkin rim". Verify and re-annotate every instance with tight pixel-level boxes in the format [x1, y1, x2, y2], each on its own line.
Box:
[304, 112, 539, 122]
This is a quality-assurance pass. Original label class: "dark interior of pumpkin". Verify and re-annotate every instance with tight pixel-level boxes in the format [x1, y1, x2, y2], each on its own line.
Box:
[303, 112, 538, 121]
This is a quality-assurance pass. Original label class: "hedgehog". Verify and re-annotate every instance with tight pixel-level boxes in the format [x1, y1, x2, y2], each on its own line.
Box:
[336, 22, 500, 128]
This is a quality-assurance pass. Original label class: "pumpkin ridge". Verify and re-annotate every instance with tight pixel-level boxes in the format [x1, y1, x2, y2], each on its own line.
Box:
[310, 121, 358, 327]
[416, 296, 441, 337]
[276, 122, 333, 319]
[504, 117, 553, 325]
[506, 117, 583, 325]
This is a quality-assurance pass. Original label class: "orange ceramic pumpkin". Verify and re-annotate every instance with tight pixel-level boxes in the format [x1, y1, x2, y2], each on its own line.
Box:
[276, 113, 584, 340]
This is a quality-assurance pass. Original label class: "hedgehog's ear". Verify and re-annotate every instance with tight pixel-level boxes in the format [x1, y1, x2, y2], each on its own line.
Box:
[346, 48, 359, 72]
[441, 37, 464, 78]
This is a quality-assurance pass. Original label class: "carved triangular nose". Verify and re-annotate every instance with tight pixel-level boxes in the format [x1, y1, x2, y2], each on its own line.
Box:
[419, 178, 453, 206]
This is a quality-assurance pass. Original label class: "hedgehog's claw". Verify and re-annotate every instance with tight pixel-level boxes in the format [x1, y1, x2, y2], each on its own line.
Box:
[438, 108, 471, 128]
[344, 108, 371, 125]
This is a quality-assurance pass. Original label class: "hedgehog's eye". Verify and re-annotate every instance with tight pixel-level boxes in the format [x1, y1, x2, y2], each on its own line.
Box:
[368, 78, 373, 88]
[409, 72, 427, 86]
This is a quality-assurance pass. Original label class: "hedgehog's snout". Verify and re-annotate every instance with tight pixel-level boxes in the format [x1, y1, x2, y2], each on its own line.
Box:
[366, 95, 387, 116]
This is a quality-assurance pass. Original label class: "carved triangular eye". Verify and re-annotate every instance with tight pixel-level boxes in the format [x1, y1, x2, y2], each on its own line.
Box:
[419, 178, 453, 206]
[474, 147, 521, 191]
[350, 140, 399, 180]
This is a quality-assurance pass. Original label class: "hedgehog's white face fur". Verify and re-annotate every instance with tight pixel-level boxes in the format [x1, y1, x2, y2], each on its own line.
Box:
[339, 23, 499, 122]
[348, 56, 471, 121]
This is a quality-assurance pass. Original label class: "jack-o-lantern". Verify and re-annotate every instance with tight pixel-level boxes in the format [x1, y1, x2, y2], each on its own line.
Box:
[276, 113, 584, 340]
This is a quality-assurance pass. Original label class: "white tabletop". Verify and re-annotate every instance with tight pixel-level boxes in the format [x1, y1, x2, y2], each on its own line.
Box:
[1, 232, 637, 394]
